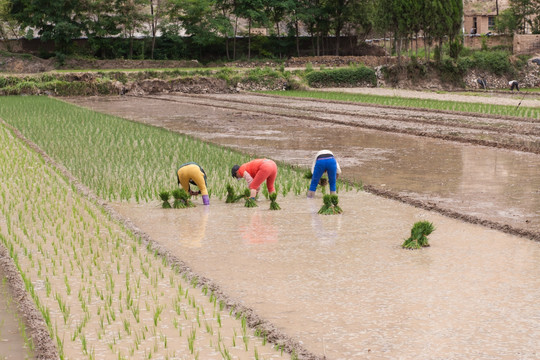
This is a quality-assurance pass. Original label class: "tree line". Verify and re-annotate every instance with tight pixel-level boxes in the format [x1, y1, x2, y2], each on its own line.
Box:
[3, 0, 525, 62]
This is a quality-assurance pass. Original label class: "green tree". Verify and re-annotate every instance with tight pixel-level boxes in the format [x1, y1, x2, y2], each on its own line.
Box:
[509, 0, 540, 34]
[234, 0, 267, 59]
[0, 0, 21, 48]
[115, 0, 147, 59]
[9, 0, 88, 53]
[495, 8, 518, 34]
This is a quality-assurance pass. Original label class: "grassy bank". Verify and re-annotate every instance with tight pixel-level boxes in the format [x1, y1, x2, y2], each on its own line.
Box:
[262, 90, 540, 119]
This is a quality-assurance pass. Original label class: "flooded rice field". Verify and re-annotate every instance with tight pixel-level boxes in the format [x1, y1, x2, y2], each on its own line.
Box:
[64, 92, 540, 358]
[70, 93, 540, 236]
[111, 193, 540, 359]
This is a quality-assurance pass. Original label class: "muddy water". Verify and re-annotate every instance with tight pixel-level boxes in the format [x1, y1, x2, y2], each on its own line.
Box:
[0, 271, 31, 359]
[112, 193, 540, 360]
[70, 95, 540, 234]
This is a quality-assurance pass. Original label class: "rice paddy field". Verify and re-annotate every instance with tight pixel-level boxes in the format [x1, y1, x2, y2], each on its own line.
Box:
[0, 92, 539, 360]
[0, 98, 297, 359]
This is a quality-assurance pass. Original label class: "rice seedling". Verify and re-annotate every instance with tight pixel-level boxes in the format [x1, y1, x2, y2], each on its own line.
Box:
[318, 194, 343, 215]
[171, 189, 195, 209]
[263, 90, 540, 119]
[0, 96, 311, 202]
[402, 221, 435, 249]
[269, 193, 281, 210]
[244, 189, 258, 208]
[225, 185, 244, 203]
[158, 191, 171, 208]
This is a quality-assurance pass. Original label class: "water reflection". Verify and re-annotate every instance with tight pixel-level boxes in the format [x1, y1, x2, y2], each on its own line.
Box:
[240, 211, 278, 244]
[308, 198, 340, 245]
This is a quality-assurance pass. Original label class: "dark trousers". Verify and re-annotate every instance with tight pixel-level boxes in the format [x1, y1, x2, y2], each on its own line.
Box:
[510, 82, 519, 91]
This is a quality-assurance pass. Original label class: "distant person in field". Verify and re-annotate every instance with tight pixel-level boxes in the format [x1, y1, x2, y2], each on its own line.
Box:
[509, 80, 520, 91]
[177, 162, 210, 205]
[307, 150, 342, 198]
[231, 159, 277, 199]
[477, 78, 487, 89]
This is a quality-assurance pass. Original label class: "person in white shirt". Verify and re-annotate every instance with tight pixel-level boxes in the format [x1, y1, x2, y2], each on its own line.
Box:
[307, 150, 341, 198]
[509, 80, 520, 91]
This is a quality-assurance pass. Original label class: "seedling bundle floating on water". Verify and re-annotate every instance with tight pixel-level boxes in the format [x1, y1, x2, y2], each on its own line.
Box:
[159, 191, 172, 208]
[402, 221, 435, 249]
[269, 192, 281, 210]
[318, 194, 343, 215]
[243, 189, 258, 208]
[171, 188, 196, 208]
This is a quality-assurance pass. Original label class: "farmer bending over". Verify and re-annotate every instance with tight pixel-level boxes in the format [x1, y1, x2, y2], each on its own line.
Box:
[177, 162, 210, 205]
[509, 80, 520, 91]
[231, 159, 277, 199]
[307, 150, 341, 198]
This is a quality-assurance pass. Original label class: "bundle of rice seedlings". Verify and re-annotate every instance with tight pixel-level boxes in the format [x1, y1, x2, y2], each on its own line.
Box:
[402, 221, 435, 249]
[225, 185, 244, 203]
[330, 195, 343, 214]
[244, 189, 257, 208]
[172, 188, 195, 208]
[318, 194, 342, 215]
[304, 171, 328, 186]
[318, 194, 333, 214]
[159, 191, 171, 208]
[269, 192, 281, 210]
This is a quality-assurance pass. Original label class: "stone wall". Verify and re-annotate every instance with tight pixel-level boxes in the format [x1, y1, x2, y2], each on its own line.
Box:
[464, 34, 513, 50]
[514, 34, 540, 55]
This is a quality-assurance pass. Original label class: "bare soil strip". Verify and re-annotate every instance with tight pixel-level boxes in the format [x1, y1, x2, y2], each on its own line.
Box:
[141, 93, 540, 154]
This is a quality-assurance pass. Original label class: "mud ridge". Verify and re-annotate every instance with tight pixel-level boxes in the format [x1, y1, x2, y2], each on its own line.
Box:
[163, 93, 540, 136]
[249, 92, 540, 124]
[140, 94, 540, 155]
[0, 237, 59, 359]
[2, 120, 324, 360]
[363, 184, 540, 242]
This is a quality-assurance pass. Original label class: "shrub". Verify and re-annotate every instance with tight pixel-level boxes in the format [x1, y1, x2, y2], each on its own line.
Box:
[468, 50, 512, 75]
[306, 66, 376, 87]
[437, 58, 467, 85]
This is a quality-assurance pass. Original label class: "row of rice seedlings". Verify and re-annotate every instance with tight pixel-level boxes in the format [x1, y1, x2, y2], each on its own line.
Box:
[0, 96, 310, 203]
[0, 123, 290, 359]
[263, 90, 540, 119]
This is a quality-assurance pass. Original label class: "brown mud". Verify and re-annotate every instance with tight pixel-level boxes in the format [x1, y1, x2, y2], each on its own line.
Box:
[68, 93, 540, 240]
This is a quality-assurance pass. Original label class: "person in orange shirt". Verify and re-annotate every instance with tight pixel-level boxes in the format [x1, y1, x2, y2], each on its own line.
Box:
[231, 159, 277, 199]
[177, 162, 210, 205]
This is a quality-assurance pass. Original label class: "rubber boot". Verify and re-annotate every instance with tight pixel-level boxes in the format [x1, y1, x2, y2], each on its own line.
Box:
[202, 195, 210, 205]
